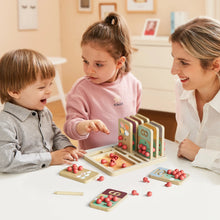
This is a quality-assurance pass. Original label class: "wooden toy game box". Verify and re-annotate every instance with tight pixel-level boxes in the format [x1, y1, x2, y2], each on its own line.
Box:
[84, 114, 166, 176]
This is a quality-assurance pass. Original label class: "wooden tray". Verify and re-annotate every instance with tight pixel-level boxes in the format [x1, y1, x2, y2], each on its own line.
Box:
[84, 145, 166, 176]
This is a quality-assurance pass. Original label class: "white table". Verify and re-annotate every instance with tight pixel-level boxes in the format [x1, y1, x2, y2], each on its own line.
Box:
[48, 57, 67, 114]
[0, 140, 219, 220]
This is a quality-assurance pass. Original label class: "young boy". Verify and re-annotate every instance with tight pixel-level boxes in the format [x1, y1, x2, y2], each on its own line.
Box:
[0, 49, 85, 173]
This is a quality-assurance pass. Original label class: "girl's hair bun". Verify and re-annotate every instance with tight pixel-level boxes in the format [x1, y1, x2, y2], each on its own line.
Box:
[104, 13, 118, 26]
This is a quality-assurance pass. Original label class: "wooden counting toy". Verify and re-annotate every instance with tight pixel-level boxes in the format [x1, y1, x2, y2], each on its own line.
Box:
[89, 189, 127, 211]
[84, 114, 166, 176]
[59, 164, 99, 183]
[149, 167, 189, 185]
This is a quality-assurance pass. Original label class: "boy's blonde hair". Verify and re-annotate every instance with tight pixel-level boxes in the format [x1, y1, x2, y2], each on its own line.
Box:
[0, 49, 55, 103]
[170, 17, 220, 74]
[81, 12, 132, 76]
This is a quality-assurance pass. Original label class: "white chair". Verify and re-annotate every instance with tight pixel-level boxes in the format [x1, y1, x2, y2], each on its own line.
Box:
[48, 57, 67, 114]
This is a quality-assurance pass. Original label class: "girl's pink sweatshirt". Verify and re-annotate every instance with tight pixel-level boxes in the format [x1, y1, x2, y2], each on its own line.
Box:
[64, 72, 142, 150]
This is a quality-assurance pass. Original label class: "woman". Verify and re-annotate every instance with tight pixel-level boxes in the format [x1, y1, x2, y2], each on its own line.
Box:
[170, 17, 220, 174]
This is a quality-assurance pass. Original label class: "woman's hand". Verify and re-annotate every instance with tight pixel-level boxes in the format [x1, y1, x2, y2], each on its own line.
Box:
[177, 139, 200, 161]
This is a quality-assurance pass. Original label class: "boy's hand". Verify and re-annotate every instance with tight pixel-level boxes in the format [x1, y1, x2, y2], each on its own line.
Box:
[64, 146, 86, 161]
[77, 120, 110, 136]
[50, 149, 74, 165]
[177, 139, 200, 161]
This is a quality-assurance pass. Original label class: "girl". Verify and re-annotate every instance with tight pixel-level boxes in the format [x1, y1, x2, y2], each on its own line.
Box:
[170, 17, 220, 173]
[64, 13, 142, 149]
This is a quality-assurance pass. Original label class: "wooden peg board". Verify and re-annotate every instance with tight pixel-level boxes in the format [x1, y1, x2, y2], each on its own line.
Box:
[59, 167, 99, 183]
[90, 188, 128, 212]
[149, 167, 189, 185]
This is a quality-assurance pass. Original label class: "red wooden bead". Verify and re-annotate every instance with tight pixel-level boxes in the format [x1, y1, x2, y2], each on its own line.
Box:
[109, 153, 115, 158]
[78, 165, 83, 171]
[67, 166, 72, 172]
[112, 196, 118, 202]
[113, 155, 119, 160]
[118, 135, 123, 140]
[122, 163, 127, 168]
[97, 176, 104, 181]
[132, 190, 139, 195]
[145, 152, 150, 157]
[141, 145, 147, 151]
[72, 164, 77, 168]
[107, 201, 112, 207]
[118, 142, 123, 147]
[104, 197, 110, 203]
[179, 175, 185, 180]
[101, 159, 107, 164]
[174, 174, 180, 179]
[99, 196, 104, 201]
[96, 199, 102, 204]
[122, 145, 127, 150]
[165, 182, 172, 187]
[143, 177, 149, 183]
[138, 144, 143, 149]
[147, 191, 152, 197]
[108, 195, 113, 200]
[167, 169, 172, 174]
[110, 161, 116, 167]
[172, 171, 177, 175]
[73, 169, 78, 174]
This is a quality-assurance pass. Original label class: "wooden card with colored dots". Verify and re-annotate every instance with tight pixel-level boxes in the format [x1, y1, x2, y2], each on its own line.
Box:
[59, 165, 99, 184]
[149, 167, 190, 185]
[125, 117, 139, 151]
[144, 123, 159, 158]
[150, 121, 165, 156]
[89, 188, 128, 211]
[118, 118, 133, 153]
[137, 124, 153, 159]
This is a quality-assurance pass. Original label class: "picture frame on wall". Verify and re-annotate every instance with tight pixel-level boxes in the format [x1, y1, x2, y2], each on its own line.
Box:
[127, 0, 156, 13]
[99, 3, 117, 20]
[78, 0, 92, 13]
[142, 18, 160, 37]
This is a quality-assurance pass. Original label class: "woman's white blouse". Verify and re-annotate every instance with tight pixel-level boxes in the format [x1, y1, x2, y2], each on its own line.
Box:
[175, 79, 220, 174]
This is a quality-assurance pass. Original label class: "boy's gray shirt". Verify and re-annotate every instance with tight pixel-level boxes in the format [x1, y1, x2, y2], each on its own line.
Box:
[0, 102, 74, 173]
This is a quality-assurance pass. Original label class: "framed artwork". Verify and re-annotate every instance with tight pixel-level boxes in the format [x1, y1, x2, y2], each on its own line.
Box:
[142, 18, 160, 37]
[78, 0, 92, 13]
[126, 0, 156, 13]
[99, 3, 117, 20]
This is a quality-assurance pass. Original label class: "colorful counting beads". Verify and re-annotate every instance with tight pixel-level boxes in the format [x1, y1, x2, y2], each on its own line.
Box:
[167, 168, 186, 180]
[66, 164, 84, 173]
